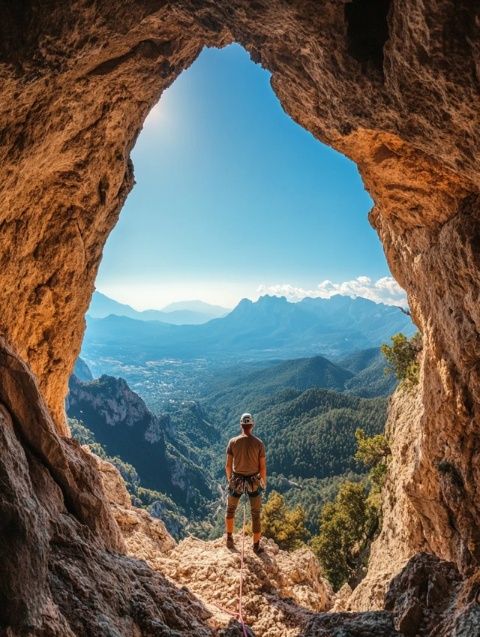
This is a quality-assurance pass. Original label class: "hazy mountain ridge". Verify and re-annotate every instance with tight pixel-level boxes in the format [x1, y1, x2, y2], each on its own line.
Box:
[82, 294, 414, 365]
[88, 291, 228, 325]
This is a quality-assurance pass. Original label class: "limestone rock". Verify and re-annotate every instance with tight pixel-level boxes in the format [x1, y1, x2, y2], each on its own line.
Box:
[93, 452, 177, 554]
[132, 534, 333, 637]
[347, 383, 429, 610]
[1, 1, 480, 634]
[331, 583, 353, 612]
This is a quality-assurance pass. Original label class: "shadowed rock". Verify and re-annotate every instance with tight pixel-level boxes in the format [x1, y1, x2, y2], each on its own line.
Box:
[301, 611, 402, 636]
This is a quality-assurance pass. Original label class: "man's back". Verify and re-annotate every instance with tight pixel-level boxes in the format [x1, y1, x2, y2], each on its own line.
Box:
[227, 433, 265, 475]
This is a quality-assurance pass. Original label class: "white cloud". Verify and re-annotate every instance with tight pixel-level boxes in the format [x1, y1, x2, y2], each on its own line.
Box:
[256, 276, 407, 307]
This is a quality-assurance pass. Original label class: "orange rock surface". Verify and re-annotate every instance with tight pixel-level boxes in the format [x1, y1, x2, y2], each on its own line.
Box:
[0, 1, 479, 634]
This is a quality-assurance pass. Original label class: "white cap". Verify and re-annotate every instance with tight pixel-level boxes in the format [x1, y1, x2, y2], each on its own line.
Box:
[240, 412, 255, 426]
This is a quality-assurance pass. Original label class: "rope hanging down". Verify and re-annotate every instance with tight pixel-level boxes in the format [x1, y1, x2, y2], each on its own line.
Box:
[238, 494, 248, 637]
[215, 486, 250, 636]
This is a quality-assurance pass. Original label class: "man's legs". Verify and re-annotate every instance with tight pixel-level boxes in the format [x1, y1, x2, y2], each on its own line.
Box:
[249, 492, 262, 548]
[225, 493, 240, 545]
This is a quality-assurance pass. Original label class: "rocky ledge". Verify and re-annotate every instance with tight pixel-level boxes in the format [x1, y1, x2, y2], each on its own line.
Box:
[96, 452, 334, 636]
[98, 454, 480, 637]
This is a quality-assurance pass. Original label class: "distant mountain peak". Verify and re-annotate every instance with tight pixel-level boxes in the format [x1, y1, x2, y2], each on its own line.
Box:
[88, 291, 228, 325]
[257, 294, 288, 304]
[161, 300, 229, 315]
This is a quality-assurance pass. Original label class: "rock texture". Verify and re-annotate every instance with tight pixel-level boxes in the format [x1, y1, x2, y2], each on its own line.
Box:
[385, 552, 480, 637]
[0, 340, 214, 635]
[347, 383, 430, 610]
[1, 0, 480, 633]
[302, 611, 402, 637]
[98, 452, 334, 637]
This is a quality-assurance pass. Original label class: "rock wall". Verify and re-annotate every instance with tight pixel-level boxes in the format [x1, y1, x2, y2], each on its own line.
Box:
[348, 382, 429, 610]
[0, 339, 213, 635]
[0, 0, 480, 623]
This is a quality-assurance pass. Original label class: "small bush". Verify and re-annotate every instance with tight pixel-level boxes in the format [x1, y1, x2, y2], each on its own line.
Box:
[355, 428, 390, 471]
[261, 491, 309, 550]
[355, 427, 390, 508]
[381, 332, 422, 386]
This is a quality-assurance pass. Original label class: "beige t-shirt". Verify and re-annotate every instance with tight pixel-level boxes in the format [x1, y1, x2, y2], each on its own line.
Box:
[226, 433, 266, 476]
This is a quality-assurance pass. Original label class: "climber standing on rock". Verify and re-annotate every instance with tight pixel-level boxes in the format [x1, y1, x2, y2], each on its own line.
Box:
[225, 412, 267, 554]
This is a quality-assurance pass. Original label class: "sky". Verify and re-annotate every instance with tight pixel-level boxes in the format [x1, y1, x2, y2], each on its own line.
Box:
[96, 44, 405, 309]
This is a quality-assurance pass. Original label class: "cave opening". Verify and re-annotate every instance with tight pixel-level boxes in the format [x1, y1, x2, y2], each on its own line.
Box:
[69, 43, 412, 587]
[1, 3, 479, 634]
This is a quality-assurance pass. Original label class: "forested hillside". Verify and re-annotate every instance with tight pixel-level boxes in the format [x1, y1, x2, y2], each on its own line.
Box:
[68, 337, 397, 539]
[339, 348, 397, 397]
[68, 375, 215, 518]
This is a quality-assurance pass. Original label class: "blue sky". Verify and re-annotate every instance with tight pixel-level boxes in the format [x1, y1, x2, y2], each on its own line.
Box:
[96, 44, 402, 309]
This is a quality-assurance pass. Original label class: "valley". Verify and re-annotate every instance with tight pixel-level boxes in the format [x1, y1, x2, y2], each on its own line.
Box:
[68, 292, 412, 542]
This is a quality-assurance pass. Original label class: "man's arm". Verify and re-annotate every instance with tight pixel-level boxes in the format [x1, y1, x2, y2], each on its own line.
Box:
[259, 455, 267, 488]
[226, 453, 233, 481]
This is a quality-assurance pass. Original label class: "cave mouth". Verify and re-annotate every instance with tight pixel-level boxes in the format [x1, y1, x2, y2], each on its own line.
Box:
[1, 6, 479, 631]
[70, 43, 412, 579]
[91, 43, 386, 326]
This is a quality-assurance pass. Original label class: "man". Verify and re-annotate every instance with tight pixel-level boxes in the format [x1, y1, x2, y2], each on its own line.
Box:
[225, 412, 267, 554]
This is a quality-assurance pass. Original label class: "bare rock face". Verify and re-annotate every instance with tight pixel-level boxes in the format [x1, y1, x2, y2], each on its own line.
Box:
[347, 384, 429, 610]
[0, 0, 480, 633]
[385, 552, 480, 637]
[0, 341, 215, 635]
[93, 452, 177, 554]
[127, 534, 333, 637]
[301, 611, 402, 637]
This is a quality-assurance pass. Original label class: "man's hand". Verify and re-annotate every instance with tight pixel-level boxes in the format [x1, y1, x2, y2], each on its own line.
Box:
[259, 477, 267, 490]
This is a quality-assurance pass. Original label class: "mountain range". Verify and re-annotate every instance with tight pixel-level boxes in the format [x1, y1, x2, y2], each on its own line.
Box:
[82, 293, 415, 365]
[68, 345, 391, 538]
[87, 291, 228, 325]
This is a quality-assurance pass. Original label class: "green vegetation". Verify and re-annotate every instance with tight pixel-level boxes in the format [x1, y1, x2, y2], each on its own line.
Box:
[311, 429, 391, 590]
[69, 417, 188, 538]
[311, 481, 377, 590]
[355, 428, 390, 507]
[381, 332, 422, 386]
[260, 491, 309, 550]
[267, 472, 363, 535]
